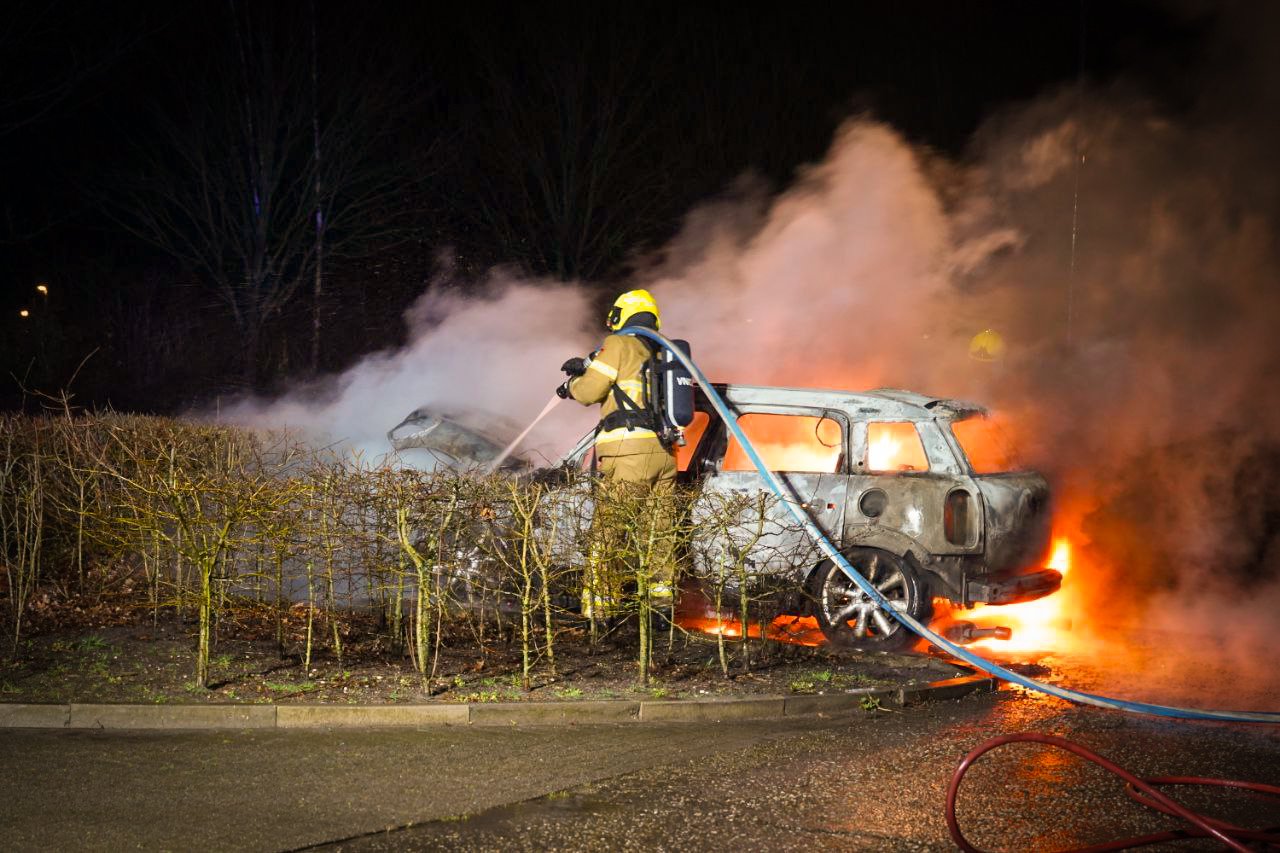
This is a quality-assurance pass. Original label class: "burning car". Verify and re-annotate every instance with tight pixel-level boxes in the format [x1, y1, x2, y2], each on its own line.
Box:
[395, 384, 1060, 651]
[558, 385, 1059, 650]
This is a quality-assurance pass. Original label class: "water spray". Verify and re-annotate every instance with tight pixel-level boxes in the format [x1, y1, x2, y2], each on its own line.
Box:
[486, 393, 564, 473]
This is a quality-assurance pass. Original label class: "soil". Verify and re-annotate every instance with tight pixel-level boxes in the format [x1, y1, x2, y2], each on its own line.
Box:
[0, 591, 967, 706]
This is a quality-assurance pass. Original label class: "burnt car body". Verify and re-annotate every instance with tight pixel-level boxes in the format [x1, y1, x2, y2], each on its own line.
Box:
[558, 384, 1059, 649]
[395, 384, 1059, 650]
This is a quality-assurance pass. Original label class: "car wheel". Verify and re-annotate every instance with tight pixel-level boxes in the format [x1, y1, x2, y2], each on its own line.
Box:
[807, 549, 930, 651]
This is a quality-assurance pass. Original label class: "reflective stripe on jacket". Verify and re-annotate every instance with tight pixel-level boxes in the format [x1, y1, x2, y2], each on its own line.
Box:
[567, 333, 657, 444]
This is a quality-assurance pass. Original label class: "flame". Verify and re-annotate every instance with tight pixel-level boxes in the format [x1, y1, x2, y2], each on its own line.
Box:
[721, 413, 843, 473]
[674, 584, 828, 646]
[677, 532, 1084, 654]
[1048, 538, 1070, 574]
[867, 431, 903, 471]
[939, 408, 1097, 656]
[677, 537, 1082, 653]
[675, 613, 826, 646]
[961, 534, 1079, 654]
[867, 422, 928, 472]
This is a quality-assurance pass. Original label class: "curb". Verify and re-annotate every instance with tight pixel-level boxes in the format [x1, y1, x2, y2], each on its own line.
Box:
[0, 674, 996, 731]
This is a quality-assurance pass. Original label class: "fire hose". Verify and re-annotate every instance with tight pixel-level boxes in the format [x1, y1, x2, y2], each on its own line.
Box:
[620, 326, 1280, 725]
[946, 733, 1280, 851]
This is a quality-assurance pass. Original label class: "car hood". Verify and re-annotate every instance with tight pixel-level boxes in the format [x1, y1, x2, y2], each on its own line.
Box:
[388, 408, 526, 471]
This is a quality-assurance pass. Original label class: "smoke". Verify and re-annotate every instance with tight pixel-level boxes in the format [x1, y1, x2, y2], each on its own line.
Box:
[956, 90, 1280, 673]
[638, 94, 1278, 687]
[647, 121, 957, 391]
[223, 279, 602, 464]
[228, 7, 1280, 691]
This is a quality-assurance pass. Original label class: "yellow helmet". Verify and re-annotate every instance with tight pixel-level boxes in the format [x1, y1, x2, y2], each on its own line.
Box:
[606, 289, 661, 331]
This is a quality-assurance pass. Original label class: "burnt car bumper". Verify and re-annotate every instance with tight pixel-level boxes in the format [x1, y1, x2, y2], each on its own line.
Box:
[967, 568, 1062, 605]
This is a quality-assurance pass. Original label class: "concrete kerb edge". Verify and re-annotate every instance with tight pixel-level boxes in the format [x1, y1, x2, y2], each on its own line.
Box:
[0, 702, 71, 728]
[0, 674, 996, 730]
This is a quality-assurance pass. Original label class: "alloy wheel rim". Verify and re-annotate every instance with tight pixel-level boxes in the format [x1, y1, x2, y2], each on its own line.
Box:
[822, 553, 908, 639]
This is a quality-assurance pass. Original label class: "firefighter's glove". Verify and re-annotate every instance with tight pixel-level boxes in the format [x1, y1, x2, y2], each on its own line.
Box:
[561, 357, 588, 377]
[555, 380, 572, 399]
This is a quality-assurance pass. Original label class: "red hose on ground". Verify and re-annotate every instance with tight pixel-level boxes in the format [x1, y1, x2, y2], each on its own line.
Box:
[946, 732, 1280, 852]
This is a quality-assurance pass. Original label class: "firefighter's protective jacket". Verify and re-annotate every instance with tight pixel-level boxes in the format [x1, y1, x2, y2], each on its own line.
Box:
[568, 333, 658, 446]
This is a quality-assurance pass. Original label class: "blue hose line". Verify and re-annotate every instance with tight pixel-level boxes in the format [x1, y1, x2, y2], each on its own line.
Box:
[622, 326, 1280, 723]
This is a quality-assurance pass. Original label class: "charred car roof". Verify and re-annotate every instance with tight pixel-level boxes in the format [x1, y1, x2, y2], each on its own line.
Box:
[706, 384, 988, 420]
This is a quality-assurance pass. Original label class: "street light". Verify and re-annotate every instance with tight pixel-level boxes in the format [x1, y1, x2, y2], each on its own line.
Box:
[36, 283, 48, 296]
[19, 309, 30, 318]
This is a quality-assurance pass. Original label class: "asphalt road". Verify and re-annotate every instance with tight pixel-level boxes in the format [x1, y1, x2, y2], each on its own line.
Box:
[326, 691, 1280, 852]
[1, 714, 832, 851]
[3, 667, 1279, 851]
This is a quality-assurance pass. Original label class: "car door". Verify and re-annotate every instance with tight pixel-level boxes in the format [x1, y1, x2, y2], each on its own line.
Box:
[696, 399, 849, 579]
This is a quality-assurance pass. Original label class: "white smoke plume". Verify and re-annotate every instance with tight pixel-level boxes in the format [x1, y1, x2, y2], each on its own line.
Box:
[224, 279, 602, 463]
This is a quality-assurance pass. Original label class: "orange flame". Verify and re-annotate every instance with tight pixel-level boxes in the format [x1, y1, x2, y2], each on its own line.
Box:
[721, 413, 843, 473]
[677, 537, 1081, 653]
[867, 431, 903, 471]
[675, 613, 826, 646]
[867, 422, 929, 472]
[677, 533, 1083, 654]
[1048, 537, 1071, 574]
[962, 534, 1078, 654]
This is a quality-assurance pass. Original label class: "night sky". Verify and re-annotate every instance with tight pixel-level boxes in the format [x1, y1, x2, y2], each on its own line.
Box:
[0, 2, 1231, 410]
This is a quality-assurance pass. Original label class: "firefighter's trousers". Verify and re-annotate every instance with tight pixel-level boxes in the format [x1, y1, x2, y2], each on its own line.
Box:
[583, 437, 678, 620]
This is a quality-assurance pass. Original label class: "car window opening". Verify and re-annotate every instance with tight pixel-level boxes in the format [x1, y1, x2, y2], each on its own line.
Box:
[951, 415, 1023, 474]
[722, 413, 843, 474]
[866, 422, 929, 473]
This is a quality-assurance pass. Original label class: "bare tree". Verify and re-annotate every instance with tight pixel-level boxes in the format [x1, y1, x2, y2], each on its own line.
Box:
[452, 12, 678, 281]
[0, 2, 143, 139]
[0, 2, 146, 246]
[107, 4, 430, 385]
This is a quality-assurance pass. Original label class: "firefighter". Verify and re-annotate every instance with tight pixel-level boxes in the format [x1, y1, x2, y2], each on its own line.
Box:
[558, 289, 677, 621]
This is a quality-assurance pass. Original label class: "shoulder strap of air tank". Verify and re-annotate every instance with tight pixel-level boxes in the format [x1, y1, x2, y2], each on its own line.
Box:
[609, 382, 644, 414]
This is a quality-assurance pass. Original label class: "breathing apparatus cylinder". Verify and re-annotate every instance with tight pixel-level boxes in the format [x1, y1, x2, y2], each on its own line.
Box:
[650, 338, 695, 447]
